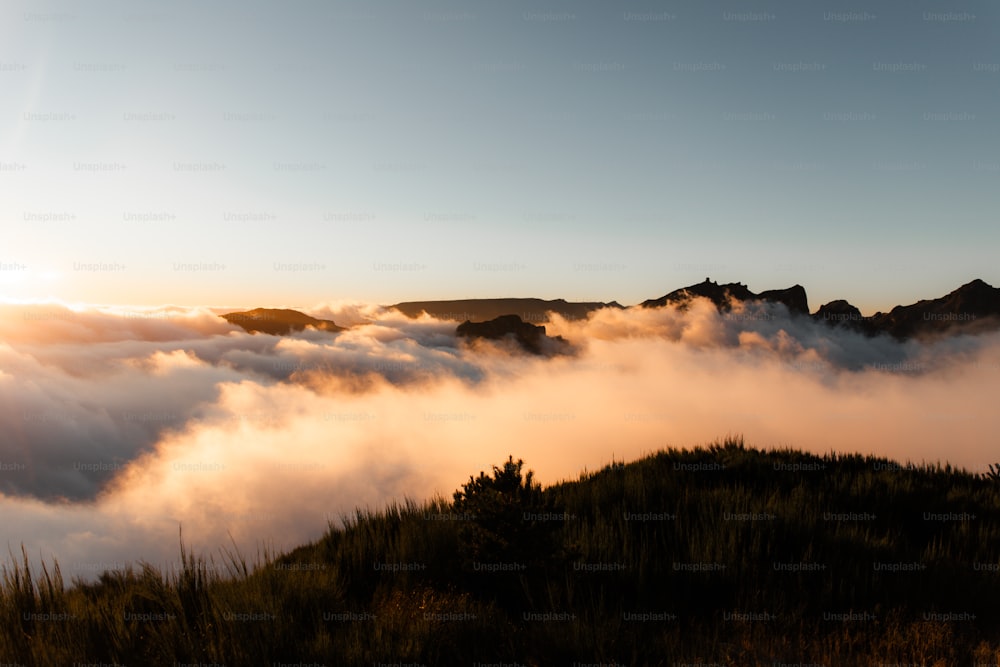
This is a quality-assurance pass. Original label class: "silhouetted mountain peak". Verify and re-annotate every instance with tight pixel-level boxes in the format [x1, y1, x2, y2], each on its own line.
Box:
[641, 278, 808, 315]
[640, 277, 999, 340]
[758, 284, 810, 316]
[813, 279, 1000, 339]
[870, 279, 1000, 339]
[947, 278, 998, 307]
[812, 300, 870, 333]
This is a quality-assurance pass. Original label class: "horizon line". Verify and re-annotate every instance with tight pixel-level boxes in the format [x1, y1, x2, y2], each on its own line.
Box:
[2, 276, 992, 319]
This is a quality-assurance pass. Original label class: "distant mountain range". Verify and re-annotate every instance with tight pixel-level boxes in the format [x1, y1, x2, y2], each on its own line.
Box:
[648, 277, 1000, 340]
[814, 278, 1000, 339]
[389, 298, 622, 323]
[640, 278, 811, 316]
[220, 278, 1000, 347]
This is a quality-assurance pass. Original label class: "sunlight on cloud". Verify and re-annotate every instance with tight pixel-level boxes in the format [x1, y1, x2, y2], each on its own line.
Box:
[0, 298, 997, 579]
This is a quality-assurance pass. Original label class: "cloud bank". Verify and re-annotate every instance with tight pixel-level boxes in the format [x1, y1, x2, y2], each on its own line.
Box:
[1, 298, 997, 579]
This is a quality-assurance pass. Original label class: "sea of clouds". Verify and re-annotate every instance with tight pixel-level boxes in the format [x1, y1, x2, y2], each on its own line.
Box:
[1, 298, 997, 579]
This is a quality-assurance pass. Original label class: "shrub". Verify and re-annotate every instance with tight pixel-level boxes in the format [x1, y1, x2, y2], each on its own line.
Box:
[451, 456, 565, 571]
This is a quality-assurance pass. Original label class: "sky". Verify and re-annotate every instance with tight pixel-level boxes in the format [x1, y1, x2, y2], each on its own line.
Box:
[1, 0, 999, 578]
[1, 0, 998, 312]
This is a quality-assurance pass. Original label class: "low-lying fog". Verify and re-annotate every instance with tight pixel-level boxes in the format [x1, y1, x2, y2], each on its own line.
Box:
[1, 298, 997, 579]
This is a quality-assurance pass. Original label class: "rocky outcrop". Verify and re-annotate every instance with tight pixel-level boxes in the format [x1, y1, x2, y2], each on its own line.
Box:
[222, 308, 345, 335]
[812, 300, 872, 333]
[456, 314, 569, 355]
[641, 278, 809, 315]
[758, 285, 810, 316]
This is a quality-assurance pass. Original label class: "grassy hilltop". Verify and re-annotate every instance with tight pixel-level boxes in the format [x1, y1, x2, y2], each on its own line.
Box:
[3, 437, 1000, 666]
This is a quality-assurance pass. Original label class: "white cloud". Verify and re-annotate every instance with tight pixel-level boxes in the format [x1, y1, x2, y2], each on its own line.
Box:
[1, 298, 997, 579]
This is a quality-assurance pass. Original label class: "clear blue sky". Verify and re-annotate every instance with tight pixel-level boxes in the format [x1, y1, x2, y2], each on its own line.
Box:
[2, 0, 998, 312]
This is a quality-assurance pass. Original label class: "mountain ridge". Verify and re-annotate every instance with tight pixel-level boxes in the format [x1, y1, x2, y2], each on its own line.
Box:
[640, 277, 1000, 340]
[640, 278, 810, 315]
[222, 278, 1000, 342]
[389, 297, 622, 324]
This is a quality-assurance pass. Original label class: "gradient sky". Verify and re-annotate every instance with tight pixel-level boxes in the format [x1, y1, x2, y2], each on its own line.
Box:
[1, 0, 998, 312]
